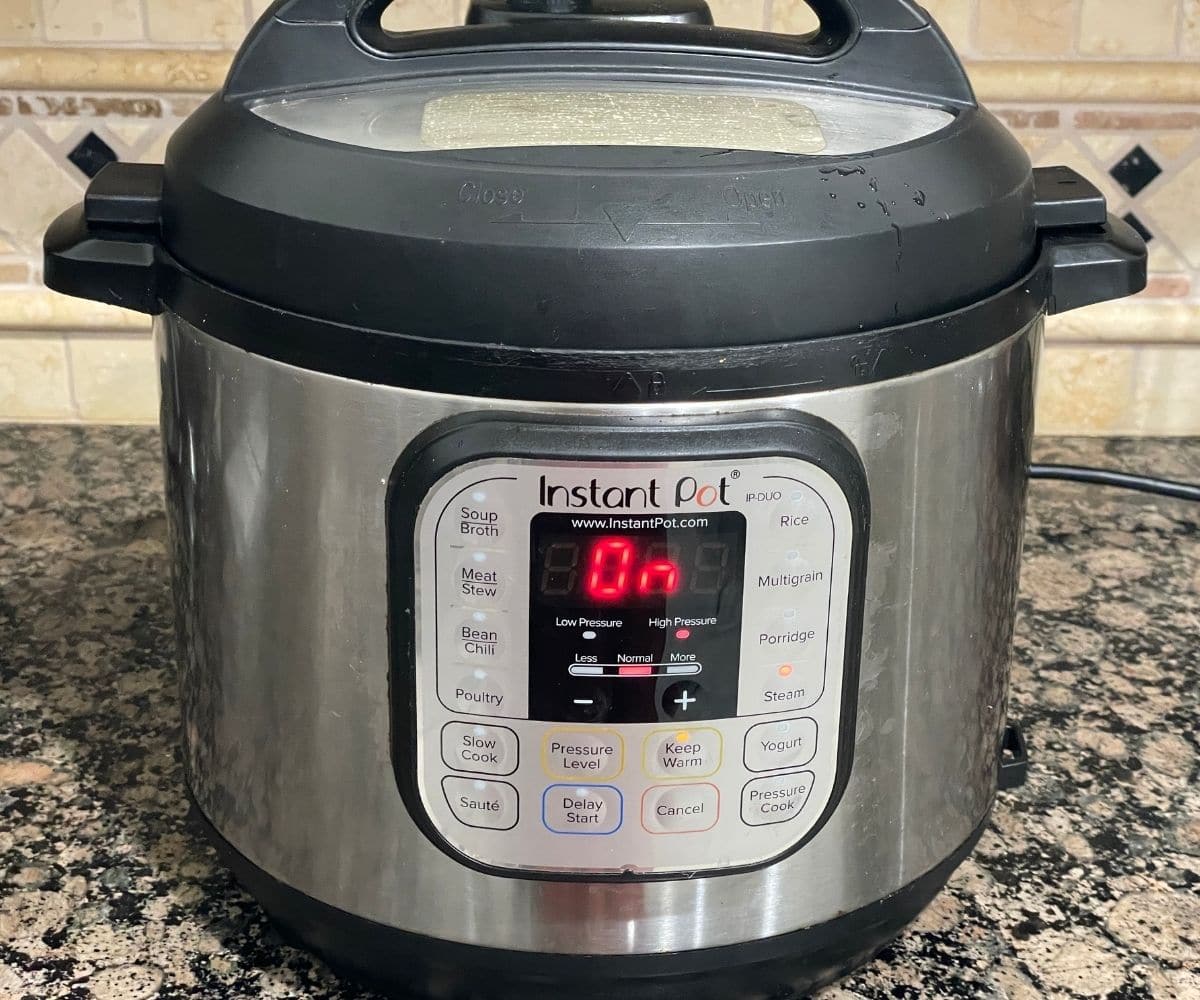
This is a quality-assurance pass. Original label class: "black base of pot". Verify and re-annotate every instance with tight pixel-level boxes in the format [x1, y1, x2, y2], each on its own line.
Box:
[189, 799, 987, 1000]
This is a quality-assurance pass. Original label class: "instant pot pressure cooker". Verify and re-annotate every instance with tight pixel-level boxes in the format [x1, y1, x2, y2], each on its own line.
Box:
[45, 0, 1148, 995]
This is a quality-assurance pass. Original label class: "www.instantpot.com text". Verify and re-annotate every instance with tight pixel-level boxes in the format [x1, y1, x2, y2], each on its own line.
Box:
[569, 516, 710, 531]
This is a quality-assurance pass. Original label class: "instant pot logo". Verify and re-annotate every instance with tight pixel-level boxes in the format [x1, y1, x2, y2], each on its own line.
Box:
[538, 475, 730, 509]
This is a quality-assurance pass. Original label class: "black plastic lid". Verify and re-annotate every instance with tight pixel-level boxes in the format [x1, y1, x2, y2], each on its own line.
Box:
[43, 0, 1148, 382]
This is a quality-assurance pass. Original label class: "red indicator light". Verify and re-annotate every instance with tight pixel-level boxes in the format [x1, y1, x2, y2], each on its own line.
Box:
[618, 665, 654, 677]
[636, 559, 681, 596]
[675, 628, 691, 640]
[585, 538, 634, 600]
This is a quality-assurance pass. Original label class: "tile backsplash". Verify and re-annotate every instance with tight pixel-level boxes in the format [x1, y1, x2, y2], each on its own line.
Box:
[1, 0, 1198, 432]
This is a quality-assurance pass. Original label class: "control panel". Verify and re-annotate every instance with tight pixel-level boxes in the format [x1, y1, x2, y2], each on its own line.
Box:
[392, 419, 865, 878]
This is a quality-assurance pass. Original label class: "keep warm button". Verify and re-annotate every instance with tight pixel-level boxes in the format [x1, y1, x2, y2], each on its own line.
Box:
[740, 772, 815, 827]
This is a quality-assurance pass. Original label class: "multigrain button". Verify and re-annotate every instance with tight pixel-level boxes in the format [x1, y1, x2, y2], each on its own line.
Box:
[542, 785, 622, 834]
[441, 722, 519, 776]
[644, 728, 722, 779]
[453, 550, 508, 604]
[442, 776, 518, 830]
[741, 771, 815, 827]
[446, 668, 508, 715]
[543, 729, 624, 780]
[641, 783, 719, 834]
[744, 718, 818, 772]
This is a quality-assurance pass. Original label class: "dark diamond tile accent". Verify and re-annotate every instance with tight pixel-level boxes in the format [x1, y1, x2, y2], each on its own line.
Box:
[1122, 212, 1154, 244]
[67, 131, 118, 179]
[1109, 144, 1162, 197]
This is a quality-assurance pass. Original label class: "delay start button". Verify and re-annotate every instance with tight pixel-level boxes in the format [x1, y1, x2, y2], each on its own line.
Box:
[740, 771, 815, 827]
[442, 776, 518, 831]
[542, 785, 622, 835]
[441, 722, 518, 776]
[641, 783, 719, 834]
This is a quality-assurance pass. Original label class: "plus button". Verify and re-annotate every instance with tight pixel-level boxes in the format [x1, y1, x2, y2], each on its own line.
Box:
[662, 681, 703, 719]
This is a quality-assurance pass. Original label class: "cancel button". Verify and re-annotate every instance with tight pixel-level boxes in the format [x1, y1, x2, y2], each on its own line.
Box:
[740, 772, 815, 827]
[641, 784, 719, 834]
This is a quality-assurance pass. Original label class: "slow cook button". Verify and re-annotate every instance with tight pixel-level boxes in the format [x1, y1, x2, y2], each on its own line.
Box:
[445, 668, 508, 715]
[441, 776, 518, 831]
[744, 718, 818, 772]
[542, 785, 622, 835]
[543, 729, 624, 780]
[643, 728, 722, 779]
[740, 771, 815, 827]
[641, 783, 720, 834]
[452, 551, 508, 604]
[441, 722, 519, 776]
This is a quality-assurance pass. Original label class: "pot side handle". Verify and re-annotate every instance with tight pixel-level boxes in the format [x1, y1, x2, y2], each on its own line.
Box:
[1034, 166, 1149, 315]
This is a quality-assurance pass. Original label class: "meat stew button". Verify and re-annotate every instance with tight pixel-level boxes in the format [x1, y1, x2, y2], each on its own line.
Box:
[744, 718, 818, 772]
[740, 771, 815, 827]
[641, 783, 719, 834]
[441, 776, 518, 830]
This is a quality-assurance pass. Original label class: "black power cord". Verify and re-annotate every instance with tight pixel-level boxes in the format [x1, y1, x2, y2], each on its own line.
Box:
[1028, 464, 1200, 502]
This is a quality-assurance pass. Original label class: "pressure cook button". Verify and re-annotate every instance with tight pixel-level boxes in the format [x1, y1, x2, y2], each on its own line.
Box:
[441, 722, 519, 776]
[542, 785, 622, 835]
[743, 718, 818, 772]
[644, 728, 722, 779]
[641, 783, 720, 834]
[447, 669, 508, 715]
[453, 551, 508, 605]
[442, 776, 518, 831]
[543, 729, 624, 780]
[740, 771, 815, 827]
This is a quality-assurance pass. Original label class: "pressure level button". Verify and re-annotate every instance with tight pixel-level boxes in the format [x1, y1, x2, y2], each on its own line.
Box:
[543, 729, 624, 780]
[442, 776, 518, 831]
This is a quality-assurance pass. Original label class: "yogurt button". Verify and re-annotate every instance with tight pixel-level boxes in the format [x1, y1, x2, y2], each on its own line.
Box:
[542, 785, 622, 835]
[740, 771, 815, 827]
[641, 784, 720, 834]
[441, 722, 519, 776]
[744, 718, 818, 772]
[442, 776, 518, 830]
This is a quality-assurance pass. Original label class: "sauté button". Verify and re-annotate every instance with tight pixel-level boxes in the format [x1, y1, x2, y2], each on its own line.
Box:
[740, 771, 815, 827]
[743, 718, 818, 772]
[542, 785, 622, 835]
[442, 776, 518, 830]
[644, 728, 722, 779]
[641, 783, 720, 834]
[543, 729, 624, 780]
[441, 722, 519, 776]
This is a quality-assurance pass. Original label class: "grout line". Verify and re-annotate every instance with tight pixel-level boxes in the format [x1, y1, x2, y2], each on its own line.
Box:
[61, 331, 82, 422]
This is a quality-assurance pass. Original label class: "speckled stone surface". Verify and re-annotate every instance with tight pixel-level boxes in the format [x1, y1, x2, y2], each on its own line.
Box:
[1, 427, 1197, 1000]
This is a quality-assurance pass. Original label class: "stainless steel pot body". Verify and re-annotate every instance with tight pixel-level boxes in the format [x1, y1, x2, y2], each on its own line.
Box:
[160, 313, 1038, 955]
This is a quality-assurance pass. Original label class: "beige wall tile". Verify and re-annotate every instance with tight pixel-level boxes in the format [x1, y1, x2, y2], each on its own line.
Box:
[0, 263, 30, 284]
[146, 0, 248, 46]
[0, 0, 39, 40]
[708, 0, 767, 30]
[44, 0, 144, 43]
[0, 130, 84, 253]
[67, 334, 158, 424]
[1080, 0, 1179, 56]
[1183, 0, 1199, 55]
[770, 0, 819, 34]
[1035, 345, 1137, 436]
[0, 288, 148, 331]
[380, 0, 458, 31]
[976, 0, 1077, 56]
[921, 0, 971, 52]
[1143, 156, 1200, 268]
[0, 335, 73, 421]
[1130, 347, 1200, 434]
[1046, 301, 1200, 343]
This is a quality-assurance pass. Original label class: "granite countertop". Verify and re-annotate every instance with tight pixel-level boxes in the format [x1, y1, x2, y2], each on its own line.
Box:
[1, 427, 1197, 1000]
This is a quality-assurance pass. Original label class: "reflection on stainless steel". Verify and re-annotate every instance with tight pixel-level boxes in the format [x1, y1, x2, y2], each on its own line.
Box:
[159, 314, 1037, 955]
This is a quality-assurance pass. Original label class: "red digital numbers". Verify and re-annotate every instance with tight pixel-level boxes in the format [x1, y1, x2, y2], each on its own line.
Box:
[584, 538, 681, 601]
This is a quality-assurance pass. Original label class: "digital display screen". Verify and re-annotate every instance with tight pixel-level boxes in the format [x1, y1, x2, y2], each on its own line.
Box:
[528, 512, 747, 724]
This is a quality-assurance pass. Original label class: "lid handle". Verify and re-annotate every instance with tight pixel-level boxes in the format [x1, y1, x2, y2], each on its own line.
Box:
[226, 0, 973, 107]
